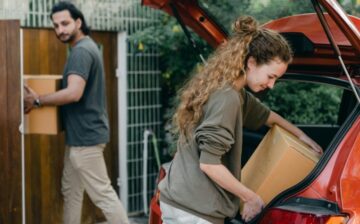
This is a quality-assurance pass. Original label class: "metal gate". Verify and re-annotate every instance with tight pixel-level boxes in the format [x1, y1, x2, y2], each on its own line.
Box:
[117, 30, 161, 215]
[114, 0, 162, 215]
[124, 42, 161, 215]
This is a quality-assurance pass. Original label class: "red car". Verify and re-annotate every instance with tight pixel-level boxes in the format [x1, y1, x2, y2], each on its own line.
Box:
[143, 0, 360, 223]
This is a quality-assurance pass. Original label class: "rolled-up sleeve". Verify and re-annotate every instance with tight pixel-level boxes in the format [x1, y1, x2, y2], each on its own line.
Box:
[66, 47, 92, 81]
[195, 88, 240, 164]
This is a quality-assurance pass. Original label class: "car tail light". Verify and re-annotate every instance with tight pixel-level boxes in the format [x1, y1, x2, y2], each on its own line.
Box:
[149, 196, 162, 224]
[259, 208, 347, 224]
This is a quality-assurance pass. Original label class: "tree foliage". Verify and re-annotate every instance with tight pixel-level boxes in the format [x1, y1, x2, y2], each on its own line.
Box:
[262, 82, 342, 125]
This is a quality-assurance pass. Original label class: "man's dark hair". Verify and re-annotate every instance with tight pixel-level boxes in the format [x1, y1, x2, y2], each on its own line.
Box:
[50, 1, 90, 35]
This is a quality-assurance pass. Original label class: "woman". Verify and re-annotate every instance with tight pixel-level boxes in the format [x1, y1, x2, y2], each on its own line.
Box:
[159, 16, 322, 224]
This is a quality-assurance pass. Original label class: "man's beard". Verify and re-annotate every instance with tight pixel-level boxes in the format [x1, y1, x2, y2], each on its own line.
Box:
[57, 32, 76, 43]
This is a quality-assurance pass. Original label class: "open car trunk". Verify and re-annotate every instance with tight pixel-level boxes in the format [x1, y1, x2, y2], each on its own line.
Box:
[143, 0, 360, 223]
[142, 0, 360, 159]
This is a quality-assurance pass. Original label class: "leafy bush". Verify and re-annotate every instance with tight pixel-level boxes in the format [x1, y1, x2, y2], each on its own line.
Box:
[262, 82, 342, 125]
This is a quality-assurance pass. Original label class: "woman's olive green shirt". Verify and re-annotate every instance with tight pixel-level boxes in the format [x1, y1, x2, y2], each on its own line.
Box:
[159, 86, 270, 224]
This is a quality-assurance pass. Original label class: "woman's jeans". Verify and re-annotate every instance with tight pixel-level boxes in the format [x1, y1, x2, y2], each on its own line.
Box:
[160, 202, 212, 224]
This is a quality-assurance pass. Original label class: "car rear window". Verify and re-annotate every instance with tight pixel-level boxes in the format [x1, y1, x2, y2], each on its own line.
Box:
[261, 81, 343, 125]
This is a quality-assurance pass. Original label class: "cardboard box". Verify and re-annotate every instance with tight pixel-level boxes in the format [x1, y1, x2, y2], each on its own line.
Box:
[241, 125, 320, 206]
[24, 75, 62, 135]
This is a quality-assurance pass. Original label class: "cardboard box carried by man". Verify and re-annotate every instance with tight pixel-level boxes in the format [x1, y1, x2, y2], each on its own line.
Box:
[24, 75, 62, 135]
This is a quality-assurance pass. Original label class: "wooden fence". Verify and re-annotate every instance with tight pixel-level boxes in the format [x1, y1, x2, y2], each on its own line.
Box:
[0, 22, 121, 223]
[0, 20, 22, 224]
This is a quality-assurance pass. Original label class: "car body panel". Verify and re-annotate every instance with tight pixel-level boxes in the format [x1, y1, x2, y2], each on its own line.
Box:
[264, 14, 359, 46]
[263, 14, 360, 64]
[312, 116, 360, 204]
[142, 0, 227, 47]
[149, 196, 162, 224]
[273, 114, 360, 223]
[341, 129, 360, 223]
[142, 0, 360, 223]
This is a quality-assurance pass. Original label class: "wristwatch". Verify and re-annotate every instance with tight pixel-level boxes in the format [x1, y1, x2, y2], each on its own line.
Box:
[33, 98, 42, 108]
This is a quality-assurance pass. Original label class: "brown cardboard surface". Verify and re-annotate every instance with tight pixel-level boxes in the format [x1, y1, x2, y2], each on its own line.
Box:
[24, 75, 62, 135]
[241, 125, 320, 207]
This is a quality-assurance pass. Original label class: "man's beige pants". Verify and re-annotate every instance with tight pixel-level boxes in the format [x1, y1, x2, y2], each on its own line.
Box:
[62, 144, 129, 224]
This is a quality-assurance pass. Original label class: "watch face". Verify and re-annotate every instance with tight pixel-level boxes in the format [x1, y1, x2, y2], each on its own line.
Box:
[34, 99, 41, 107]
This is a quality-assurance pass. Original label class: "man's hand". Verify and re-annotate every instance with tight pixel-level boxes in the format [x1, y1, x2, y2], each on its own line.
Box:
[24, 85, 39, 114]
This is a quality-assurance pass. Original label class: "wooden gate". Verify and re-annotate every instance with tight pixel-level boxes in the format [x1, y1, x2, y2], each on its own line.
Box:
[0, 25, 119, 224]
[0, 20, 22, 224]
[23, 28, 118, 224]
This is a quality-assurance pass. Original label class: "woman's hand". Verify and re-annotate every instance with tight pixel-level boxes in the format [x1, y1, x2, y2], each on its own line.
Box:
[299, 134, 323, 155]
[199, 164, 265, 222]
[241, 192, 264, 222]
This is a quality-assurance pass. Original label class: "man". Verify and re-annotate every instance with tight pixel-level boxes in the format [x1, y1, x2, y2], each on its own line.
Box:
[24, 2, 129, 224]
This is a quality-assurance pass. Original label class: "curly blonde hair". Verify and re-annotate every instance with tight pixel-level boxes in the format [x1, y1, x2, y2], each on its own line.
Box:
[174, 16, 293, 138]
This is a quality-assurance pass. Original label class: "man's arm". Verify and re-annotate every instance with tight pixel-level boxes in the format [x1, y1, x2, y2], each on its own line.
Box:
[24, 74, 86, 112]
[39, 74, 86, 106]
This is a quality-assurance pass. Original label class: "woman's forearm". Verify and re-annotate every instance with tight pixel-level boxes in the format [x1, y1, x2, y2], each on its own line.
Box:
[265, 111, 323, 153]
[200, 163, 264, 221]
[265, 111, 304, 137]
[199, 163, 255, 202]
